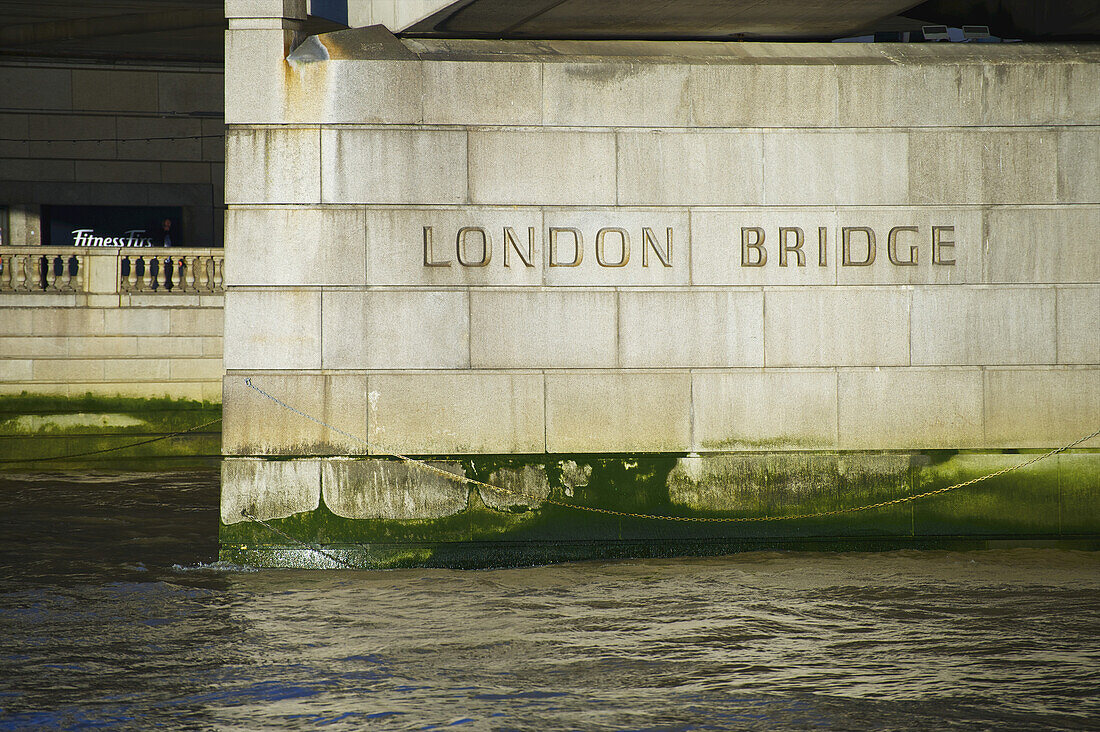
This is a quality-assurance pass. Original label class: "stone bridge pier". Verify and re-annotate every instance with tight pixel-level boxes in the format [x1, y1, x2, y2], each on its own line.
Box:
[219, 0, 1099, 567]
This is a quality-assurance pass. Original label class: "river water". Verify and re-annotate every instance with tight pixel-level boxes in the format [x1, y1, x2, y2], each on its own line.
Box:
[1, 468, 1098, 731]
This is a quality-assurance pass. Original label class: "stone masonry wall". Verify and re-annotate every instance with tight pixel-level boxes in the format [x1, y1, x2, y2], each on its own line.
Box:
[222, 5, 1099, 457]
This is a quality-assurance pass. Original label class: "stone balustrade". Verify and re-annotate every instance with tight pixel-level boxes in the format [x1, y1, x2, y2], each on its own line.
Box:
[0, 247, 224, 300]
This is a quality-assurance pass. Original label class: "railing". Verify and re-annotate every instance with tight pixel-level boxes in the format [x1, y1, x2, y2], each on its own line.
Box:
[0, 247, 224, 296]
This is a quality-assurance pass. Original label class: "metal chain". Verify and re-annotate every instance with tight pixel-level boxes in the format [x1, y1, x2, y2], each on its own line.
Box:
[240, 510, 358, 569]
[244, 378, 1099, 524]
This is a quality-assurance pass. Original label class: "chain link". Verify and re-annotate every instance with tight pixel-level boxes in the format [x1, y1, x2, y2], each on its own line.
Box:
[244, 378, 1098, 524]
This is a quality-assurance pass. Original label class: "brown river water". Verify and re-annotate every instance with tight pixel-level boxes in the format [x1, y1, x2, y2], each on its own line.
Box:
[1, 468, 1098, 730]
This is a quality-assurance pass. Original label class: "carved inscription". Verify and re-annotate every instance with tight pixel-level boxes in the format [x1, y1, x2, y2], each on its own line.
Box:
[741, 226, 956, 268]
[424, 226, 674, 269]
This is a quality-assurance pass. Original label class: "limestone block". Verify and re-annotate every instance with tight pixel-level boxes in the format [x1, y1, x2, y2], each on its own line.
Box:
[618, 290, 763, 368]
[223, 372, 369, 454]
[0, 337, 66, 358]
[202, 119, 225, 163]
[223, 290, 320, 370]
[911, 286, 1055, 366]
[543, 62, 689, 127]
[834, 208, 982, 285]
[545, 371, 691, 453]
[982, 63, 1100, 125]
[0, 360, 32, 381]
[72, 70, 158, 113]
[323, 459, 468, 520]
[225, 207, 367, 286]
[1057, 129, 1100, 204]
[158, 71, 224, 115]
[0, 159, 74, 182]
[690, 209, 837, 286]
[423, 61, 541, 125]
[32, 359, 106, 382]
[0, 310, 33, 336]
[1057, 286, 1100, 364]
[103, 309, 170, 336]
[220, 458, 320, 524]
[838, 368, 984, 449]
[117, 117, 204, 161]
[290, 59, 422, 124]
[692, 369, 838, 451]
[763, 131, 908, 205]
[203, 336, 224, 356]
[160, 162, 211, 184]
[617, 130, 763, 206]
[691, 64, 838, 127]
[367, 372, 545, 454]
[541, 209, 689, 286]
[984, 207, 1100, 283]
[469, 290, 616, 368]
[225, 127, 320, 204]
[764, 288, 909, 367]
[132, 336, 203, 358]
[909, 130, 1058, 205]
[0, 67, 72, 111]
[74, 161, 161, 184]
[321, 289, 469, 369]
[29, 115, 117, 159]
[170, 308, 223, 336]
[320, 128, 466, 204]
[224, 28, 298, 125]
[24, 308, 105, 336]
[837, 64, 982, 127]
[468, 130, 615, 205]
[0, 114, 29, 157]
[360, 207, 543, 287]
[481, 464, 550, 511]
[225, 0, 306, 18]
[984, 368, 1100, 448]
[169, 358, 223, 380]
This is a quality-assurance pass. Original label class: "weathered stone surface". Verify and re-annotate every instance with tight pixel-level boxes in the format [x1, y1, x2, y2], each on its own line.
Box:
[838, 64, 983, 127]
[223, 290, 320, 370]
[692, 64, 838, 127]
[545, 371, 691, 453]
[225, 127, 320, 204]
[368, 372, 544, 454]
[1057, 129, 1100, 204]
[984, 368, 1100, 448]
[225, 207, 367, 286]
[320, 128, 467, 204]
[984, 207, 1100, 284]
[692, 369, 837, 451]
[763, 131, 908, 205]
[468, 130, 615, 205]
[482, 465, 551, 511]
[618, 290, 763, 367]
[470, 290, 616, 368]
[1057, 286, 1100, 364]
[764, 288, 910, 367]
[322, 290, 469, 369]
[323, 459, 468, 519]
[222, 372, 368, 455]
[838, 368, 984, 449]
[543, 62, 690, 127]
[221, 458, 321, 524]
[982, 63, 1100, 125]
[617, 130, 763, 206]
[424, 61, 541, 125]
[911, 286, 1056, 365]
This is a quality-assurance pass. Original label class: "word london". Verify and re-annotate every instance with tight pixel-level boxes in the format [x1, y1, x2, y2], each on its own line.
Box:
[423, 225, 957, 268]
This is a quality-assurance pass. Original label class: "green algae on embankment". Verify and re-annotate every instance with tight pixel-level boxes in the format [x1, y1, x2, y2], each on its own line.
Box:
[218, 450, 1100, 569]
[0, 393, 221, 468]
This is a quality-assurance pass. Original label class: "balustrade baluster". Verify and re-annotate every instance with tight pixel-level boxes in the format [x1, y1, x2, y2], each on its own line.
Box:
[140, 257, 153, 291]
[42, 257, 56, 291]
[0, 254, 9, 291]
[59, 256, 73, 291]
[73, 255, 84, 293]
[196, 256, 210, 292]
[213, 257, 224, 290]
[14, 254, 27, 291]
[183, 257, 196, 291]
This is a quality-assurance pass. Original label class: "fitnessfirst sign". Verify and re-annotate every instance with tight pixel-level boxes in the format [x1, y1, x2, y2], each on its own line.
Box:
[71, 229, 155, 247]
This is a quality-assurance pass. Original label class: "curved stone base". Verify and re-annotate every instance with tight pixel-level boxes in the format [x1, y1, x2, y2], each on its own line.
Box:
[219, 450, 1100, 568]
